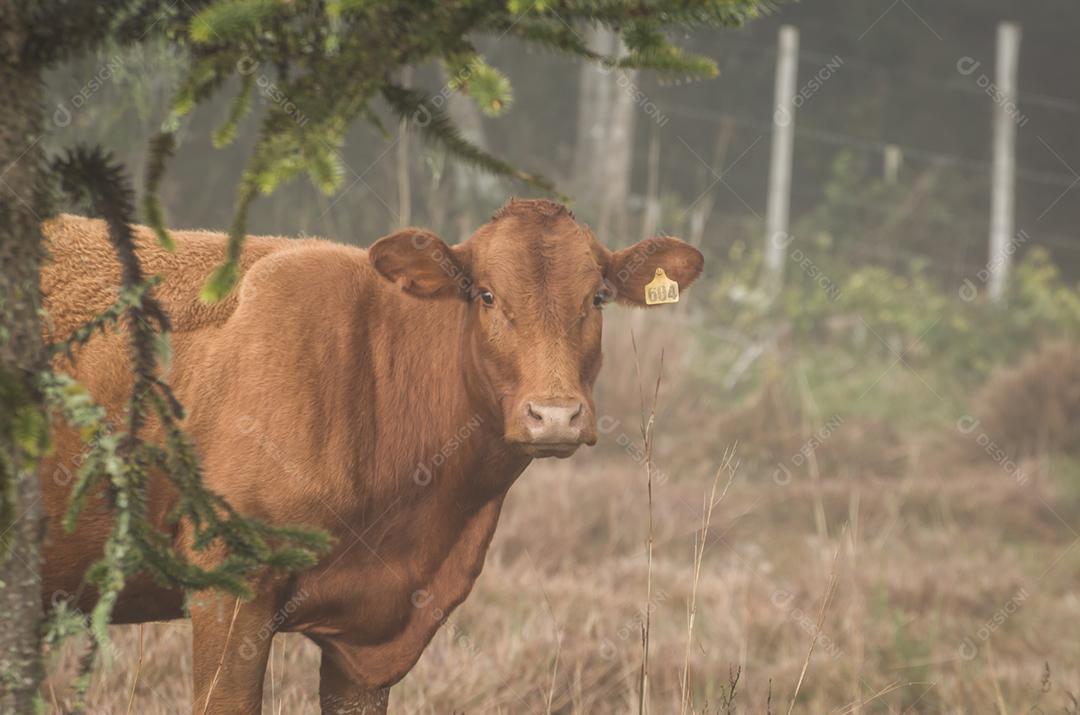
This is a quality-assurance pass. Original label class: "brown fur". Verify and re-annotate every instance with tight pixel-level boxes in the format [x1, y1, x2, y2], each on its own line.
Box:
[38, 201, 703, 714]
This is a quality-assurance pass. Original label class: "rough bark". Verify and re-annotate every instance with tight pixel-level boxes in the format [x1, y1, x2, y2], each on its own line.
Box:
[573, 27, 637, 243]
[397, 67, 413, 228]
[443, 67, 498, 241]
[0, 2, 47, 711]
[641, 123, 660, 241]
[572, 26, 616, 194]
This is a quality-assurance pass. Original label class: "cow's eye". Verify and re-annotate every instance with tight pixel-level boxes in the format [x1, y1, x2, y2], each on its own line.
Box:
[479, 290, 495, 306]
[593, 290, 609, 308]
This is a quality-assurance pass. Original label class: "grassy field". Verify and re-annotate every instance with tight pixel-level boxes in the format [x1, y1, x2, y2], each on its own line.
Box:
[49, 439, 1080, 713]
[42, 315, 1080, 714]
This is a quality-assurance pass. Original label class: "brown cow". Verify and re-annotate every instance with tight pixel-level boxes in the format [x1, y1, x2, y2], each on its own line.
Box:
[39, 198, 703, 714]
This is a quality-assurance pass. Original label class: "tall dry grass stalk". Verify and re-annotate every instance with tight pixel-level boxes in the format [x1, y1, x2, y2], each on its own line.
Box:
[796, 368, 829, 541]
[987, 639, 1008, 715]
[846, 491, 865, 714]
[834, 681, 909, 715]
[124, 624, 143, 715]
[269, 640, 276, 714]
[199, 597, 241, 715]
[632, 331, 746, 715]
[545, 621, 562, 715]
[274, 635, 289, 715]
[679, 446, 739, 715]
[631, 333, 661, 715]
[787, 542, 842, 715]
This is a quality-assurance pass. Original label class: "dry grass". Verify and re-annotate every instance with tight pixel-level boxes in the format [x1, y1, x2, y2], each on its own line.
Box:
[43, 329, 1080, 713]
[973, 341, 1080, 461]
[44, 450, 1080, 714]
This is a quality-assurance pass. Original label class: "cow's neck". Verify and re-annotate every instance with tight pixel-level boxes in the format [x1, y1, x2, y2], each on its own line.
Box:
[373, 292, 530, 510]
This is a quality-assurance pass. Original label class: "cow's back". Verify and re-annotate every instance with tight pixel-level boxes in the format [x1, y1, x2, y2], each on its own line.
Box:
[41, 214, 298, 340]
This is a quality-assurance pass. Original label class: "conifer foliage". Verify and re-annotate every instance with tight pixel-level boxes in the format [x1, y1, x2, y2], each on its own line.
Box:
[150, 0, 772, 299]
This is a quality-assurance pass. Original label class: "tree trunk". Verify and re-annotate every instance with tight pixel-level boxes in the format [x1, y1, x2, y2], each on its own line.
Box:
[397, 67, 413, 228]
[641, 123, 660, 241]
[443, 67, 497, 241]
[573, 27, 637, 244]
[572, 26, 615, 196]
[596, 58, 637, 243]
[0, 4, 47, 710]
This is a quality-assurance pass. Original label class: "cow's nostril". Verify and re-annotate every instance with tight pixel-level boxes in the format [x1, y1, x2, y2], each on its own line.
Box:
[568, 403, 584, 426]
[525, 402, 544, 424]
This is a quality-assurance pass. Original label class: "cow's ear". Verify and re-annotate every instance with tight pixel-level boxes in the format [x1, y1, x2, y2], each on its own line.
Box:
[607, 236, 704, 307]
[369, 228, 471, 299]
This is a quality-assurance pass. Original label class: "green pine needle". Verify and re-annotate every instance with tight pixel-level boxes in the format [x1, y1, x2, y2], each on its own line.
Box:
[190, 0, 278, 45]
[200, 261, 240, 302]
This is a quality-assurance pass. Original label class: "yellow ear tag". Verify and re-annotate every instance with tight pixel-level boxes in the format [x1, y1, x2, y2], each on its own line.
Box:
[644, 268, 679, 305]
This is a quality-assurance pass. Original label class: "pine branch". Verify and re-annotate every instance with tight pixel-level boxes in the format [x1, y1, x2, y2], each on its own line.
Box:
[534, 0, 773, 28]
[190, 0, 280, 45]
[212, 71, 256, 147]
[443, 52, 514, 117]
[143, 132, 177, 250]
[483, 16, 603, 61]
[162, 0, 773, 303]
[619, 45, 719, 78]
[381, 83, 556, 194]
[47, 278, 161, 362]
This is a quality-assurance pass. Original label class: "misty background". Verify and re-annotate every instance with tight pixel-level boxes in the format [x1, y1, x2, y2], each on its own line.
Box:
[47, 0, 1080, 280]
[47, 1, 1080, 712]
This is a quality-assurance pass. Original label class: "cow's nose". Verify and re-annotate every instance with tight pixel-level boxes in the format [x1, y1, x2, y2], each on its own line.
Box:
[524, 401, 584, 444]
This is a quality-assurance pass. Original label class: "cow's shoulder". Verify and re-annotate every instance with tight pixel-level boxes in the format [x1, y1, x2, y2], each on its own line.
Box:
[232, 240, 375, 316]
[42, 214, 296, 337]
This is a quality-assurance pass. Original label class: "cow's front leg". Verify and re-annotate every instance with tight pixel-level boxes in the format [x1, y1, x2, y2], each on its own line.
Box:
[318, 644, 390, 715]
[189, 588, 279, 714]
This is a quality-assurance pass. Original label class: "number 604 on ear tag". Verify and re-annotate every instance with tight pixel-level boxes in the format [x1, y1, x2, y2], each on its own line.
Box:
[644, 267, 679, 305]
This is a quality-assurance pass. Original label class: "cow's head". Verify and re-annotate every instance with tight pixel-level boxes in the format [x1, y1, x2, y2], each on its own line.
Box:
[369, 199, 703, 459]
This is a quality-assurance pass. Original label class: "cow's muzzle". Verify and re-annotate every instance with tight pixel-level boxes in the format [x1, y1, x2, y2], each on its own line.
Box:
[512, 398, 596, 458]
